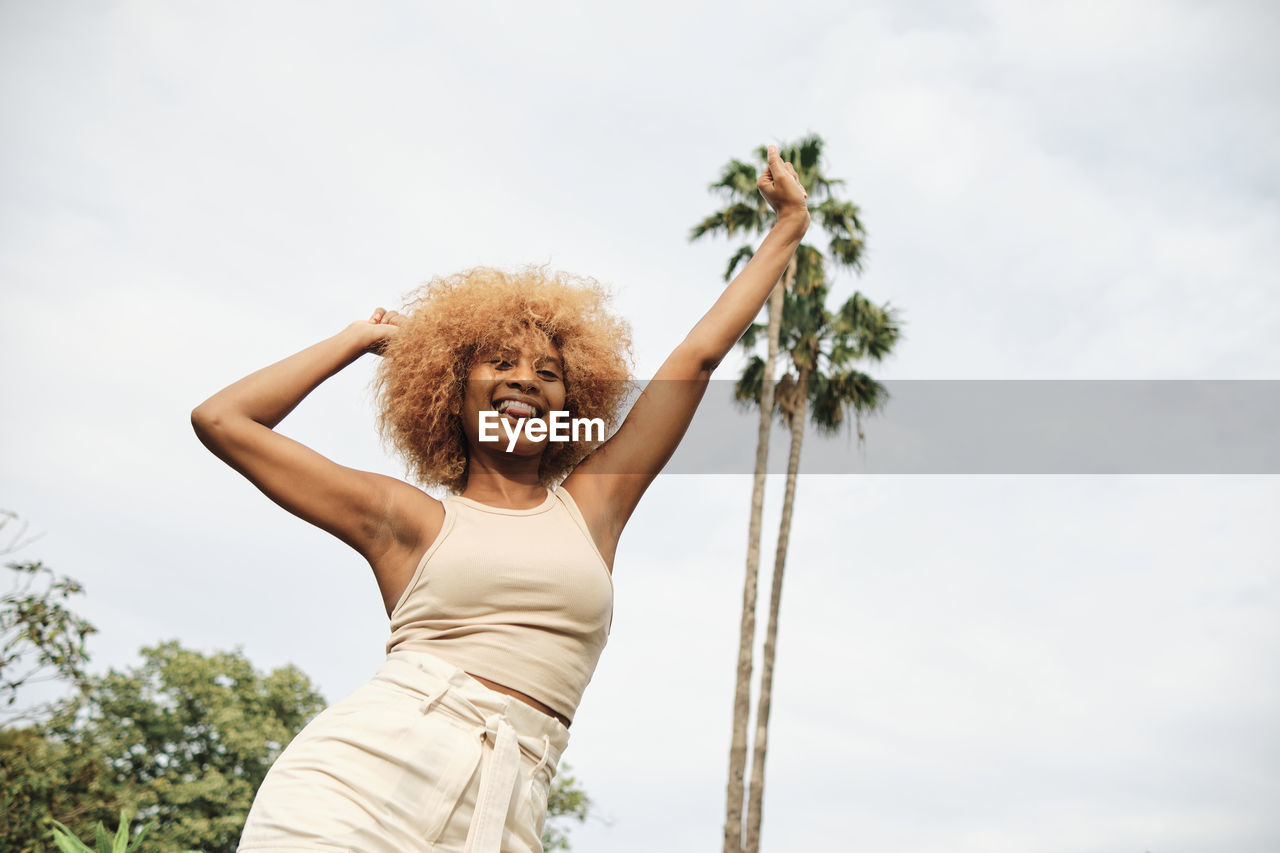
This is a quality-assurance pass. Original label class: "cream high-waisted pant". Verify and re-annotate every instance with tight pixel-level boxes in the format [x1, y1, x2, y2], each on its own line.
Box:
[237, 649, 571, 853]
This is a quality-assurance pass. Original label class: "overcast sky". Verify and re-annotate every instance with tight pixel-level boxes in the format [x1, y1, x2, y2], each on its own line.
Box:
[2, 1, 1278, 851]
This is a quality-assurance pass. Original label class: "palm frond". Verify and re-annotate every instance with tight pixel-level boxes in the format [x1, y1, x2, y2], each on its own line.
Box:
[859, 305, 902, 362]
[815, 199, 867, 270]
[689, 201, 767, 241]
[788, 134, 846, 200]
[792, 245, 827, 296]
[711, 158, 763, 201]
[816, 198, 866, 237]
[688, 211, 726, 242]
[809, 369, 887, 438]
[723, 201, 768, 237]
[833, 292, 902, 361]
[738, 321, 768, 353]
[734, 355, 767, 411]
[827, 235, 866, 271]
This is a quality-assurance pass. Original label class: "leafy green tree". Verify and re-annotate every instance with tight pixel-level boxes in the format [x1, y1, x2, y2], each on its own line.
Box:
[2, 640, 327, 852]
[49, 641, 328, 853]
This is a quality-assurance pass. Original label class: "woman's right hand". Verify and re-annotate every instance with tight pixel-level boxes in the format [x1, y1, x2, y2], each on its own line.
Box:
[757, 145, 810, 230]
[349, 307, 404, 356]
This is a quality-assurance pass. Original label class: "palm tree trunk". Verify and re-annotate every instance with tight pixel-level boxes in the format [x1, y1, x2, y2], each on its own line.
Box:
[723, 256, 793, 853]
[744, 365, 809, 853]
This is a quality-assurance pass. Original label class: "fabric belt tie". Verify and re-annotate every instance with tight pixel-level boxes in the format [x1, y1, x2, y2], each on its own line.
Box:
[463, 714, 521, 853]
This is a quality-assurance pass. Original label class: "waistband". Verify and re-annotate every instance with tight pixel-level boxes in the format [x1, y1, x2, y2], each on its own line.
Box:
[377, 648, 571, 763]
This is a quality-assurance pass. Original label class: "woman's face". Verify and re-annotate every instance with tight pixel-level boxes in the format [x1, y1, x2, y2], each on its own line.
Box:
[459, 331, 568, 459]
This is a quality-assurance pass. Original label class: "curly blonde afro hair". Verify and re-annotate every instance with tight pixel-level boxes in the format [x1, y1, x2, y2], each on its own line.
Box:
[375, 265, 633, 492]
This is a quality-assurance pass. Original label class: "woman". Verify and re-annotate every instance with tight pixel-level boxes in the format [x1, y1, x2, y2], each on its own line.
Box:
[192, 145, 809, 853]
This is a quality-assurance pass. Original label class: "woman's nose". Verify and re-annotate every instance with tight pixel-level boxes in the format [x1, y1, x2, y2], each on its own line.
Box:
[506, 358, 539, 387]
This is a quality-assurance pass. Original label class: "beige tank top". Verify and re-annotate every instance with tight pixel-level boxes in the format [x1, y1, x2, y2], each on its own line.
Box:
[386, 486, 613, 721]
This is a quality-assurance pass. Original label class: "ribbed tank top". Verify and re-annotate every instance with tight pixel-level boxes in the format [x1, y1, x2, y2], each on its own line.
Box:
[385, 486, 613, 721]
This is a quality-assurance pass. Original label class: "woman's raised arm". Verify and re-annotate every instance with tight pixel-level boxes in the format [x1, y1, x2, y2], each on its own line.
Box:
[563, 145, 810, 554]
[191, 310, 440, 612]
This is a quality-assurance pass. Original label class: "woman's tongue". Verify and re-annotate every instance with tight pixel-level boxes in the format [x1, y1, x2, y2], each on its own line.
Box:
[500, 401, 535, 420]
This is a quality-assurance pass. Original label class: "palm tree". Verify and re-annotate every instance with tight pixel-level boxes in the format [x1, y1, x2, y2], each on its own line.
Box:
[689, 148, 788, 853]
[690, 135, 845, 853]
[738, 279, 901, 853]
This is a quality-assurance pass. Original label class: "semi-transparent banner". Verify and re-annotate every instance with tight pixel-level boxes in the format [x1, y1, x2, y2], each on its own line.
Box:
[583, 380, 1280, 475]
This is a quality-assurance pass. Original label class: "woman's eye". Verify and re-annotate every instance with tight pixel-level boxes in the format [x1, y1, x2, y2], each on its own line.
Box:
[539, 370, 559, 380]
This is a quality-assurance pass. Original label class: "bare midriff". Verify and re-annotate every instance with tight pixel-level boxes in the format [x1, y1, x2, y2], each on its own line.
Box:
[468, 672, 571, 729]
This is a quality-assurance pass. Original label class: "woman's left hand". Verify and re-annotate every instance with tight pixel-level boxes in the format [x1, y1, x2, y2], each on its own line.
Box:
[757, 145, 810, 228]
